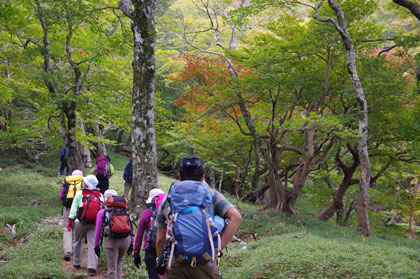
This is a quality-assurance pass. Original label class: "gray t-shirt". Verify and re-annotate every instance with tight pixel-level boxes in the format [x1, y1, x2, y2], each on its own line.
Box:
[155, 184, 234, 229]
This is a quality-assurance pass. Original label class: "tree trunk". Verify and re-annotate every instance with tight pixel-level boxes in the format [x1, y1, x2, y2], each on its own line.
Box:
[218, 169, 224, 192]
[408, 181, 419, 238]
[208, 164, 216, 188]
[62, 102, 85, 173]
[114, 129, 124, 153]
[93, 124, 107, 157]
[318, 146, 359, 221]
[315, 0, 371, 236]
[119, 0, 159, 211]
[77, 118, 92, 169]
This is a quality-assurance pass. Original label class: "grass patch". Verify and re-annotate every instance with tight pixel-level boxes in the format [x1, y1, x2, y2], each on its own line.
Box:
[0, 221, 67, 279]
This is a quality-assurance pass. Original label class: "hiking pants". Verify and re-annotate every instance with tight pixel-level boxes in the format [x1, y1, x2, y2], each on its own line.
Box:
[97, 176, 109, 194]
[60, 159, 68, 176]
[62, 206, 74, 254]
[123, 181, 132, 200]
[73, 222, 97, 270]
[104, 236, 131, 279]
[145, 248, 159, 279]
[165, 260, 222, 279]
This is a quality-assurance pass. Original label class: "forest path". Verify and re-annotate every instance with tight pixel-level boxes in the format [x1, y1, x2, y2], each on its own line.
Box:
[50, 216, 107, 279]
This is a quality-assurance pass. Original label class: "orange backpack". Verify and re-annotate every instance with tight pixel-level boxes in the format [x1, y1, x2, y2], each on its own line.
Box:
[104, 196, 132, 239]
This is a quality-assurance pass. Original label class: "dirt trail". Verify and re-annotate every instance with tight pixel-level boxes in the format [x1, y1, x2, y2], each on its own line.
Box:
[48, 216, 107, 279]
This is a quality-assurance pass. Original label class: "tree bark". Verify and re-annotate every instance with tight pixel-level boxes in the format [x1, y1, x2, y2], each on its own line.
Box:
[317, 145, 359, 221]
[114, 129, 124, 153]
[119, 0, 159, 210]
[62, 102, 85, 173]
[77, 118, 92, 169]
[393, 0, 420, 20]
[208, 164, 216, 188]
[314, 0, 371, 237]
[93, 124, 107, 157]
[408, 181, 419, 239]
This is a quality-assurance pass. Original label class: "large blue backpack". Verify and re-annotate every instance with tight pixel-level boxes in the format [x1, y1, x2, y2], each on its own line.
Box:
[167, 180, 220, 267]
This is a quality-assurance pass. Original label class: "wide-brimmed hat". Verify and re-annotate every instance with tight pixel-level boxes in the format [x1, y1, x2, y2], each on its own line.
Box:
[104, 189, 117, 200]
[145, 188, 164, 203]
[72, 170, 83, 176]
[82, 175, 98, 190]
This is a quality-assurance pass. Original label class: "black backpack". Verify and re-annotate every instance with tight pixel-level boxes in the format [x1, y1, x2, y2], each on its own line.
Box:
[144, 206, 158, 250]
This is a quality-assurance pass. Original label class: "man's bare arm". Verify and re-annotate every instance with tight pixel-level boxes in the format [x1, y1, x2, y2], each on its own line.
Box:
[156, 227, 166, 259]
[221, 207, 242, 249]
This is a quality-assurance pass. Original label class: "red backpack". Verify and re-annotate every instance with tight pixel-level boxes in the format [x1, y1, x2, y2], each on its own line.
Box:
[104, 196, 132, 239]
[94, 157, 110, 178]
[77, 189, 102, 224]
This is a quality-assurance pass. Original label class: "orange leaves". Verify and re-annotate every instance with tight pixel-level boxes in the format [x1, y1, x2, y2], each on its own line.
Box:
[170, 54, 252, 115]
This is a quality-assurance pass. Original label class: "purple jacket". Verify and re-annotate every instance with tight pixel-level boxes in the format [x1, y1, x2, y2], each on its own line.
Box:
[94, 209, 134, 247]
[134, 209, 153, 254]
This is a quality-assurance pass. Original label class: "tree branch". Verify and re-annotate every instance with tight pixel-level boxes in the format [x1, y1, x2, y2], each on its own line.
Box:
[393, 0, 420, 21]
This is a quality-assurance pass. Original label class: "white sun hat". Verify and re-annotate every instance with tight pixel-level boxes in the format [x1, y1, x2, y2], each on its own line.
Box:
[72, 170, 83, 176]
[145, 188, 164, 203]
[104, 189, 118, 200]
[82, 175, 99, 190]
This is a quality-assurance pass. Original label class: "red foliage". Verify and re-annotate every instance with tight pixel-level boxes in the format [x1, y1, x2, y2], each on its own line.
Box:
[170, 54, 253, 115]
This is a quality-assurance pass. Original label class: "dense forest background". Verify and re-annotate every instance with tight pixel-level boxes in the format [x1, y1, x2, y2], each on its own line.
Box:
[2, 0, 420, 237]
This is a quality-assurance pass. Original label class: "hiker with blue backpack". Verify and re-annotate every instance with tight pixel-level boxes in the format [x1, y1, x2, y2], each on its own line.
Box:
[59, 169, 84, 261]
[94, 189, 134, 279]
[91, 155, 114, 194]
[154, 156, 242, 279]
[67, 175, 104, 276]
[133, 188, 166, 279]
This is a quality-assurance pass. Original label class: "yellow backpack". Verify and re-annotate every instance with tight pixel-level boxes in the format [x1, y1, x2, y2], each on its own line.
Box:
[62, 175, 83, 207]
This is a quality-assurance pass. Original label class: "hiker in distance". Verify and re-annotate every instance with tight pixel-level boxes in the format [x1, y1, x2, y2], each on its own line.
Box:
[94, 190, 134, 279]
[155, 156, 242, 279]
[91, 155, 114, 194]
[123, 157, 133, 208]
[59, 146, 69, 176]
[133, 188, 166, 279]
[67, 175, 103, 276]
[59, 170, 84, 261]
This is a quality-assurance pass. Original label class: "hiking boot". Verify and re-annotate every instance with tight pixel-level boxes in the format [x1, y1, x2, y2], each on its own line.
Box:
[63, 252, 71, 261]
[88, 268, 96, 276]
[73, 264, 81, 269]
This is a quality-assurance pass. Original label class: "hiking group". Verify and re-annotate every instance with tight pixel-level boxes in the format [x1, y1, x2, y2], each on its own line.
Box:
[60, 155, 242, 279]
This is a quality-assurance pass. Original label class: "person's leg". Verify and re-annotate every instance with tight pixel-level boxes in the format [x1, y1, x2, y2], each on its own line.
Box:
[116, 236, 131, 279]
[60, 159, 66, 176]
[72, 222, 84, 267]
[62, 207, 72, 259]
[123, 181, 131, 199]
[97, 177, 109, 194]
[144, 249, 159, 279]
[104, 238, 118, 279]
[102, 178, 109, 194]
[86, 224, 98, 271]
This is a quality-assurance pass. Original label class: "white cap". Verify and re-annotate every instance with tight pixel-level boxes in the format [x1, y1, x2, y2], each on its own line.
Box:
[72, 170, 83, 176]
[82, 175, 99, 190]
[104, 189, 118, 200]
[145, 188, 164, 203]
